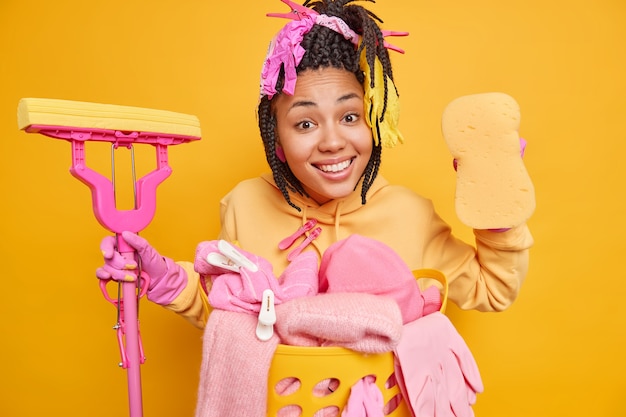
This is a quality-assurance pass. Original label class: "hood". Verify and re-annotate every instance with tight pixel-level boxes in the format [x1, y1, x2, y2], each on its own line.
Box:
[260, 172, 390, 246]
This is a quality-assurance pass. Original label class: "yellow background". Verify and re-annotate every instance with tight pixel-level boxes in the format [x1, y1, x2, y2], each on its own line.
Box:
[1, 0, 625, 416]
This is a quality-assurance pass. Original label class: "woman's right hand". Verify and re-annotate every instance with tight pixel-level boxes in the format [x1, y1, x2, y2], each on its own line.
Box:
[96, 231, 188, 305]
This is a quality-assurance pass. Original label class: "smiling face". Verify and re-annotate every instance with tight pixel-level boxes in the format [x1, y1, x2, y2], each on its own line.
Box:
[272, 67, 373, 205]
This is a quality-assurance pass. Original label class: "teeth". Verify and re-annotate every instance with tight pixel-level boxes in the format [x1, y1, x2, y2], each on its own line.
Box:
[319, 160, 351, 173]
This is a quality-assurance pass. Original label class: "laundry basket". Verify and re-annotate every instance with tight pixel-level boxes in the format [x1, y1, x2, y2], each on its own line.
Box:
[267, 345, 410, 416]
[266, 269, 448, 417]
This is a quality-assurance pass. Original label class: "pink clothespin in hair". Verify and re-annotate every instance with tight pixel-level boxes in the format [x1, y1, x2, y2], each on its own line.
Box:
[266, 0, 319, 20]
[381, 30, 409, 54]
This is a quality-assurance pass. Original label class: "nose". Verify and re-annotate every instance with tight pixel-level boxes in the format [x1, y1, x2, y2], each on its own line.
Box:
[318, 125, 347, 152]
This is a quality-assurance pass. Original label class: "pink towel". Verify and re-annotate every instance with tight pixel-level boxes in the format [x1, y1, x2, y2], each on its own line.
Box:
[319, 234, 441, 323]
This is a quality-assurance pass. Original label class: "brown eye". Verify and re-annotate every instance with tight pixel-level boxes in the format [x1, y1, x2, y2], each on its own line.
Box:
[343, 113, 359, 123]
[297, 120, 314, 130]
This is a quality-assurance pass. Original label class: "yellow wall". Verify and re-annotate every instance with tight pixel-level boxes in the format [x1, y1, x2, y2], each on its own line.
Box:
[1, 0, 624, 416]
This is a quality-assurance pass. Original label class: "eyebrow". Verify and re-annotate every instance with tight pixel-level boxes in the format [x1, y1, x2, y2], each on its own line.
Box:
[288, 92, 361, 112]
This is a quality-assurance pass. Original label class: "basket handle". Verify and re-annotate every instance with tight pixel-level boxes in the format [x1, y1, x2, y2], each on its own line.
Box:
[412, 268, 448, 313]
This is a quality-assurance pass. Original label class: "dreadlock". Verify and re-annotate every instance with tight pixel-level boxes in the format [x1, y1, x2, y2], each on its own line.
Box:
[257, 0, 397, 210]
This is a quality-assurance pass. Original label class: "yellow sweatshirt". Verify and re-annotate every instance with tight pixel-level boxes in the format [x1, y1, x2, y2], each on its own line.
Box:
[167, 173, 533, 328]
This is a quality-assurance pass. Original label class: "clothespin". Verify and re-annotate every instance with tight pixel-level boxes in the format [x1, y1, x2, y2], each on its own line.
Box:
[266, 0, 319, 20]
[206, 240, 259, 272]
[256, 289, 277, 341]
[381, 30, 409, 54]
[287, 227, 322, 262]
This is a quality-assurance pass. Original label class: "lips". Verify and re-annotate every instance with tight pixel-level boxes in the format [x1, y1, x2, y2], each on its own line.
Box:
[316, 158, 353, 173]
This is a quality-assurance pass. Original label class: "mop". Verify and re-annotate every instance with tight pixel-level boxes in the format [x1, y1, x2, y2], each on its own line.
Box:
[17, 97, 202, 417]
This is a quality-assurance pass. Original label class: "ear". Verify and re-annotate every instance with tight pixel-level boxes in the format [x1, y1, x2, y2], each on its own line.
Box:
[275, 143, 286, 163]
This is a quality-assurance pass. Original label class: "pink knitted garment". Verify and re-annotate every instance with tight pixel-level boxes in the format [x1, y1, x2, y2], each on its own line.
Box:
[275, 292, 403, 352]
[194, 310, 279, 417]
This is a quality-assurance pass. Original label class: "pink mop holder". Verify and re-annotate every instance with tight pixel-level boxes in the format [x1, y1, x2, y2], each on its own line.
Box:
[22, 122, 200, 417]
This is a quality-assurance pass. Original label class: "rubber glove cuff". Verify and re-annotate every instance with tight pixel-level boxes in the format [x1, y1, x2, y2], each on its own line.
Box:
[146, 256, 188, 305]
[118, 231, 188, 306]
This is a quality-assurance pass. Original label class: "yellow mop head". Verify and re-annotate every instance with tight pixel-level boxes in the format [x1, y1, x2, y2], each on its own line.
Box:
[18, 97, 201, 138]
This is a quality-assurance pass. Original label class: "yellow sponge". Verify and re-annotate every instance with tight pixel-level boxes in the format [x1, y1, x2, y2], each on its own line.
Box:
[441, 92, 535, 229]
[17, 97, 201, 138]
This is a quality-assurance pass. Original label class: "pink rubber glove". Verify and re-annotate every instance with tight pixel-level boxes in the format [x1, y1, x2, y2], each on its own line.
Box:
[341, 376, 385, 417]
[96, 231, 188, 305]
[193, 240, 318, 313]
[394, 312, 483, 417]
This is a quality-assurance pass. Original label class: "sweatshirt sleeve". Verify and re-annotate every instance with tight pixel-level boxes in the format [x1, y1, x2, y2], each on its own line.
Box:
[160, 185, 242, 329]
[162, 261, 212, 329]
[423, 207, 534, 312]
[159, 188, 238, 329]
[469, 225, 534, 310]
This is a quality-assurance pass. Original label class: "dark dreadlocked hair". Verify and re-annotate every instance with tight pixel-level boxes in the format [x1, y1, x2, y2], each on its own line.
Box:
[257, 0, 397, 211]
